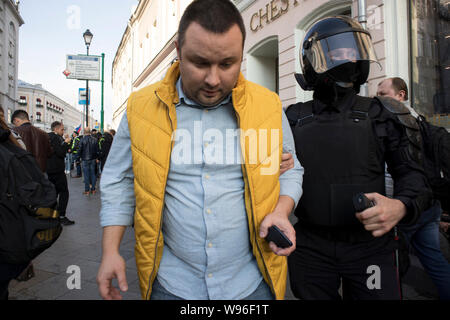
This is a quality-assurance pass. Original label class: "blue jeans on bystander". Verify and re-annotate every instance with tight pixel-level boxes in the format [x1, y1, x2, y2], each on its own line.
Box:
[82, 159, 97, 192]
[401, 202, 450, 300]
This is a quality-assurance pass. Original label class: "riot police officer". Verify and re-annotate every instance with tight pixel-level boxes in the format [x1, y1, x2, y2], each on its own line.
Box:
[285, 16, 431, 300]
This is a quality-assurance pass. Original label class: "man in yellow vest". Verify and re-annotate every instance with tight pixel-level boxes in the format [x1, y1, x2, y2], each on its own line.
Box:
[97, 0, 303, 300]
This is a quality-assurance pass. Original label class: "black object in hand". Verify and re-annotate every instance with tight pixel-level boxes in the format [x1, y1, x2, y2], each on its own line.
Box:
[353, 193, 375, 212]
[265, 225, 293, 248]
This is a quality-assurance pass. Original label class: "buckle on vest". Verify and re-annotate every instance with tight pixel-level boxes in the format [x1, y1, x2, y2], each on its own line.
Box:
[350, 110, 368, 122]
[296, 114, 314, 127]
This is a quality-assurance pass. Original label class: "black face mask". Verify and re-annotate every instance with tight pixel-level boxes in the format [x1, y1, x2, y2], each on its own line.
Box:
[327, 62, 360, 83]
[313, 75, 355, 105]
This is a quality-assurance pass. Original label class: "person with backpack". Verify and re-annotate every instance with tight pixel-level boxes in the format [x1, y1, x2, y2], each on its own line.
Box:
[0, 114, 29, 299]
[0, 113, 61, 299]
[377, 77, 450, 300]
[47, 121, 75, 226]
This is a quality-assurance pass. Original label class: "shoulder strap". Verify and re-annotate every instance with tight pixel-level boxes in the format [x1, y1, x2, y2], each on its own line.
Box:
[285, 100, 314, 128]
[350, 96, 372, 120]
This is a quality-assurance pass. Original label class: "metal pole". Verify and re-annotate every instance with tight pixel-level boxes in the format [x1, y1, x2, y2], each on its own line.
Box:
[358, 0, 369, 97]
[101, 53, 105, 133]
[86, 46, 90, 128]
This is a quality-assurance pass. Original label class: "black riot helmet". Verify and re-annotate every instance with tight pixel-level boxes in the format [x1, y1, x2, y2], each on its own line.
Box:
[295, 16, 379, 91]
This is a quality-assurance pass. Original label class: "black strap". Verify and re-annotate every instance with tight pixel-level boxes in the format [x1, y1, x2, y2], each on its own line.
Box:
[349, 96, 372, 120]
[295, 100, 314, 127]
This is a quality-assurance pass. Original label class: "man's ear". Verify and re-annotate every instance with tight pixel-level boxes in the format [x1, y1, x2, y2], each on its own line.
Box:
[398, 90, 406, 101]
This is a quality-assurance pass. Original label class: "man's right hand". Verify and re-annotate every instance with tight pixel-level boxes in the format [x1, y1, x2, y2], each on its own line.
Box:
[97, 226, 128, 300]
[97, 252, 128, 300]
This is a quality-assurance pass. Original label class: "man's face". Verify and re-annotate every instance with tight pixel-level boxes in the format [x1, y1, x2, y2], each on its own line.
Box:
[55, 124, 65, 136]
[328, 47, 357, 63]
[176, 22, 243, 107]
[12, 118, 25, 127]
[377, 79, 405, 102]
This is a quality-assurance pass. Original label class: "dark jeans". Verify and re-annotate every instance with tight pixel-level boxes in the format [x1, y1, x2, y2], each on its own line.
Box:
[47, 172, 69, 217]
[0, 263, 28, 300]
[82, 159, 97, 192]
[150, 278, 274, 300]
[401, 202, 450, 300]
[288, 223, 401, 300]
[73, 154, 82, 176]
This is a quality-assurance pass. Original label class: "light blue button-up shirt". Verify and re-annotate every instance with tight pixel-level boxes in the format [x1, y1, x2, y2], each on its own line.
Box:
[100, 77, 303, 299]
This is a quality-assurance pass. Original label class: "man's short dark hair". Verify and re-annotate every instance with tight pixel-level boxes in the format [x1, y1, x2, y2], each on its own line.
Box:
[51, 121, 62, 131]
[11, 109, 29, 122]
[177, 0, 246, 50]
[390, 77, 409, 101]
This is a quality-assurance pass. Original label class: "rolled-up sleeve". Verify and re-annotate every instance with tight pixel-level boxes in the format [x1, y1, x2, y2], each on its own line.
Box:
[99, 112, 136, 227]
[279, 110, 304, 208]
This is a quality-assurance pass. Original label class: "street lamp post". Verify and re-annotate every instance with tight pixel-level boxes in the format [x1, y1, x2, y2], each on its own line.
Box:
[83, 29, 93, 128]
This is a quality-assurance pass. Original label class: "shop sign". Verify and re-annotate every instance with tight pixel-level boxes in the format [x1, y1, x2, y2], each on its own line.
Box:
[250, 0, 299, 32]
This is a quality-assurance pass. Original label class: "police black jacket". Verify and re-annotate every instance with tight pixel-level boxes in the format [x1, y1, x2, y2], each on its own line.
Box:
[286, 88, 432, 228]
[47, 132, 70, 175]
[78, 134, 99, 161]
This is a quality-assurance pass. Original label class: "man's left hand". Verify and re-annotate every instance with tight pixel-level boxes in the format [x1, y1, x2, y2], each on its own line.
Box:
[355, 193, 407, 237]
[259, 201, 296, 256]
[280, 153, 294, 175]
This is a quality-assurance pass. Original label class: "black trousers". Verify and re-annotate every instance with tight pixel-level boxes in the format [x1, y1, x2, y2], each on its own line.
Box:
[47, 172, 69, 217]
[288, 223, 402, 300]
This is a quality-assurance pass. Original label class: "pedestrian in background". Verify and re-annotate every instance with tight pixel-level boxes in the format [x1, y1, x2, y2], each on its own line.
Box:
[0, 111, 30, 299]
[47, 121, 75, 226]
[11, 110, 52, 173]
[97, 0, 303, 301]
[0, 107, 26, 150]
[98, 130, 114, 172]
[377, 77, 450, 300]
[70, 131, 82, 178]
[78, 127, 99, 195]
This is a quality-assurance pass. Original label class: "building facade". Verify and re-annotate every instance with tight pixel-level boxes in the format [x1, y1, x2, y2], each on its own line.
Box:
[111, 0, 192, 128]
[111, 0, 449, 129]
[17, 80, 94, 134]
[0, 0, 23, 123]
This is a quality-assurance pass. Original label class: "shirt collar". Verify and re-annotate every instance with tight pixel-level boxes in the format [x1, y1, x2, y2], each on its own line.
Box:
[175, 77, 232, 110]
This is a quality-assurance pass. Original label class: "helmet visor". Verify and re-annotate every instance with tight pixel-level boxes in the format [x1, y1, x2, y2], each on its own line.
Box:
[304, 31, 378, 74]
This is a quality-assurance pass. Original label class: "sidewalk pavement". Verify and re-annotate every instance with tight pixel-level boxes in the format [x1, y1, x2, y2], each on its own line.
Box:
[8, 174, 449, 300]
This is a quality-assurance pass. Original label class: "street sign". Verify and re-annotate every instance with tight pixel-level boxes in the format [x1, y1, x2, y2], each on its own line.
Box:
[79, 88, 91, 105]
[66, 54, 101, 81]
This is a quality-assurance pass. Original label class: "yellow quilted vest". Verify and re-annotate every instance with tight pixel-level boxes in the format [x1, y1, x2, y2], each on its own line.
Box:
[127, 62, 286, 300]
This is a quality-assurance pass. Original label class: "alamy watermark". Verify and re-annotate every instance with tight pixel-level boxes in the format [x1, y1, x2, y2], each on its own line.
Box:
[366, 265, 381, 290]
[171, 122, 280, 175]
[66, 5, 81, 30]
[66, 265, 81, 290]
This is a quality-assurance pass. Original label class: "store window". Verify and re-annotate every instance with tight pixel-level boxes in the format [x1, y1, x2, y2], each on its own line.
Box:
[410, 0, 449, 129]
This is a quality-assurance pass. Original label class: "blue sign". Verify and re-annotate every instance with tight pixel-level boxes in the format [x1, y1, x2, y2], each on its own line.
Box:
[79, 88, 91, 105]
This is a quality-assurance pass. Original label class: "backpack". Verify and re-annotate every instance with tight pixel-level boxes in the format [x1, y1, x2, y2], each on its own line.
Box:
[416, 115, 450, 211]
[0, 138, 62, 265]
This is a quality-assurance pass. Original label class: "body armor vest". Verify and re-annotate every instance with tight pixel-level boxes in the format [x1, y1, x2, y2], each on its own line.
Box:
[287, 95, 385, 228]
